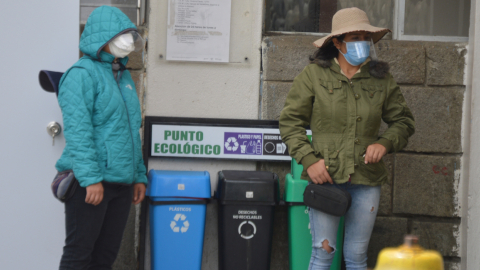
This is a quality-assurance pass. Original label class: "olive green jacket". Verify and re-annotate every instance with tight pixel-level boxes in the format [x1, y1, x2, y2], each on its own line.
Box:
[279, 59, 415, 186]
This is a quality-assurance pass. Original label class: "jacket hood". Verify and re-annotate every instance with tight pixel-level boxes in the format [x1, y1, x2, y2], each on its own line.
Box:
[79, 6, 137, 60]
[313, 58, 390, 79]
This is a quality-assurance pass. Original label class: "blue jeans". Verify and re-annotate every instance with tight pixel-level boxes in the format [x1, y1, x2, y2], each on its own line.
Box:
[308, 183, 381, 270]
[59, 182, 133, 270]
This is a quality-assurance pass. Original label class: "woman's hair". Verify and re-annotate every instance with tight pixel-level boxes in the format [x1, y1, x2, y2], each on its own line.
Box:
[309, 34, 345, 64]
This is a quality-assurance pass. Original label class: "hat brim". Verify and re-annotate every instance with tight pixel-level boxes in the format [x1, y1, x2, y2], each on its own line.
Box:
[313, 23, 391, 48]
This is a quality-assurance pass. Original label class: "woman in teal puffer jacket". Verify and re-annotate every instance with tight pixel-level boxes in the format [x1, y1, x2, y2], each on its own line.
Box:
[56, 6, 147, 269]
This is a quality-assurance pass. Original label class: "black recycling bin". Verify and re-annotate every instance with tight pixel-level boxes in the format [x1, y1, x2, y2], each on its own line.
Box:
[216, 170, 279, 270]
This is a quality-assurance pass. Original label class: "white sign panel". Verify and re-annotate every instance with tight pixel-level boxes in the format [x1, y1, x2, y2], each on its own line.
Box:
[166, 0, 231, 62]
[151, 124, 312, 161]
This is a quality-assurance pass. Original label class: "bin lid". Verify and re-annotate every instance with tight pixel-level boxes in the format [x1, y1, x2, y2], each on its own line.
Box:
[284, 173, 309, 202]
[216, 170, 279, 204]
[146, 170, 211, 199]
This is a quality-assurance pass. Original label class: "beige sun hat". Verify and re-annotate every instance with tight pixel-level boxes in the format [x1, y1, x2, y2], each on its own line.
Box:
[313, 7, 391, 48]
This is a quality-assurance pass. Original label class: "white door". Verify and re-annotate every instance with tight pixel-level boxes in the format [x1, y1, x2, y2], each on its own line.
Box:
[0, 1, 79, 269]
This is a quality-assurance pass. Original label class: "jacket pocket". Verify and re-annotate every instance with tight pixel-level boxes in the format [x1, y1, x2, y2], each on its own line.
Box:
[313, 142, 340, 175]
[324, 147, 340, 175]
[360, 84, 385, 131]
[361, 84, 384, 105]
[319, 80, 344, 101]
[317, 80, 347, 133]
[358, 146, 387, 181]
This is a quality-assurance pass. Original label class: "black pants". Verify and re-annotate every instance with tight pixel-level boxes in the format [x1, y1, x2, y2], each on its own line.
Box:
[59, 182, 133, 270]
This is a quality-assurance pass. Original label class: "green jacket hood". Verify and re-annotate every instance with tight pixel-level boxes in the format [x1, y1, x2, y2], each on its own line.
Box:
[79, 6, 137, 60]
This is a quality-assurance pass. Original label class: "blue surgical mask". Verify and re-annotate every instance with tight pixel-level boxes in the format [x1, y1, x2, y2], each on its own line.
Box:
[339, 41, 370, 66]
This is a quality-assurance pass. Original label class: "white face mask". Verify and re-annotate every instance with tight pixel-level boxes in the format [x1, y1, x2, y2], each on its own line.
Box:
[108, 33, 135, 58]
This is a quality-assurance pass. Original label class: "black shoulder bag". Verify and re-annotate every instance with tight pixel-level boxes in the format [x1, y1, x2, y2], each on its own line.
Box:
[303, 182, 352, 217]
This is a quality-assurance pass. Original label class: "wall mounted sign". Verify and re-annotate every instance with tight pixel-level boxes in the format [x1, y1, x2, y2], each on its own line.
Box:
[144, 117, 312, 161]
[166, 0, 232, 62]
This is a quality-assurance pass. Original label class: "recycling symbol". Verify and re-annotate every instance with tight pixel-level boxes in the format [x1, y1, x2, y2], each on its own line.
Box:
[225, 137, 239, 151]
[170, 213, 189, 233]
[238, 221, 256, 239]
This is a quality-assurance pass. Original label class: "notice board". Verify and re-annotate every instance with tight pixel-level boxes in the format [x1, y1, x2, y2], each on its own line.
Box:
[166, 0, 232, 62]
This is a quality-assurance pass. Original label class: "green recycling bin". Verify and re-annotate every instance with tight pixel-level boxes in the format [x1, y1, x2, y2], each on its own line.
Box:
[285, 159, 344, 270]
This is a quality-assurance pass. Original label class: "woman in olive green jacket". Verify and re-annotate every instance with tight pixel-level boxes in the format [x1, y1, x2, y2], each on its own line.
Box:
[279, 8, 414, 270]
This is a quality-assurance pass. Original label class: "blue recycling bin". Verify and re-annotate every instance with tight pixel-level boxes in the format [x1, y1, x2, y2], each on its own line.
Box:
[146, 170, 211, 270]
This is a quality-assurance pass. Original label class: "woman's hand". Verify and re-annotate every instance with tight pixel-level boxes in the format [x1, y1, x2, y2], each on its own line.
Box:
[132, 183, 146, 205]
[364, 144, 387, 164]
[307, 159, 333, 184]
[85, 182, 104, 206]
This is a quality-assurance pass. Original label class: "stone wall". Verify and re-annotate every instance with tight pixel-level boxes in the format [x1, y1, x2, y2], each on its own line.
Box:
[259, 36, 466, 269]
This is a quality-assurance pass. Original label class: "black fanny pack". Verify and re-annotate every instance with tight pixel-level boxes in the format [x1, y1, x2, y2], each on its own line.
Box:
[51, 170, 78, 203]
[303, 182, 352, 217]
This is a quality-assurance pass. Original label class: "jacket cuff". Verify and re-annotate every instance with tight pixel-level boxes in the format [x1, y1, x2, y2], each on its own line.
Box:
[135, 174, 148, 185]
[375, 138, 393, 153]
[80, 178, 103, 188]
[300, 153, 321, 169]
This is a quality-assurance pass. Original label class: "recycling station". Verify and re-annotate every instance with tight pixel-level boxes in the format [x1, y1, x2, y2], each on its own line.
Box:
[141, 117, 315, 270]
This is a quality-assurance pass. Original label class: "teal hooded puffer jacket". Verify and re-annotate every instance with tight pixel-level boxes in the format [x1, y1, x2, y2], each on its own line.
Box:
[55, 6, 147, 187]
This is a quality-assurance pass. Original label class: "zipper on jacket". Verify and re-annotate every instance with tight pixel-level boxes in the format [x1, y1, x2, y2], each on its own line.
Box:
[115, 69, 136, 182]
[105, 142, 109, 168]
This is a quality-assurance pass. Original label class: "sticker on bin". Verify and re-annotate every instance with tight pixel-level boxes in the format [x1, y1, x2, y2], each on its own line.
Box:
[233, 210, 263, 220]
[170, 213, 190, 233]
[246, 191, 253, 198]
[238, 221, 256, 239]
[178, 184, 185, 190]
[169, 206, 191, 212]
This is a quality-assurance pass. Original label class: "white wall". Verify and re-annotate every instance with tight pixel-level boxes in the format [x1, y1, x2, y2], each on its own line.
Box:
[146, 0, 264, 183]
[0, 1, 79, 269]
[465, 0, 480, 269]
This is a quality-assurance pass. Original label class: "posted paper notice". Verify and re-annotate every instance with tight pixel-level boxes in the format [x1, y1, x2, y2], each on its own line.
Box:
[166, 0, 232, 62]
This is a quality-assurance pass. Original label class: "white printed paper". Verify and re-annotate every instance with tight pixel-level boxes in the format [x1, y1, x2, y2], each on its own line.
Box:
[166, 0, 232, 62]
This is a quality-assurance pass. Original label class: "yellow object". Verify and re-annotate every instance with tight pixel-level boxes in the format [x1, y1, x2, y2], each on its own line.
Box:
[374, 235, 444, 270]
